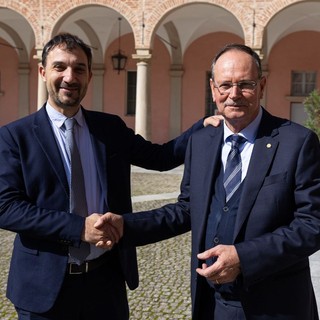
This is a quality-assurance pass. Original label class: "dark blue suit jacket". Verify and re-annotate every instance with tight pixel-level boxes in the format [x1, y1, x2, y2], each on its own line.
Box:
[0, 105, 202, 313]
[123, 109, 320, 319]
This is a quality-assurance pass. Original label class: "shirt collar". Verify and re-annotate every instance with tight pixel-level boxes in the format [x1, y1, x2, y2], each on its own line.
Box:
[46, 103, 85, 129]
[223, 106, 262, 143]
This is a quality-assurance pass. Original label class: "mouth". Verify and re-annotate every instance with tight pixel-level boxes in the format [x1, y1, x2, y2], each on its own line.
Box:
[225, 104, 246, 109]
[60, 86, 78, 91]
[59, 86, 79, 98]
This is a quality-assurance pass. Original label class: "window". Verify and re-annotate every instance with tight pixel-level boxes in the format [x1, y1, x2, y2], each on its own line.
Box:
[205, 71, 217, 116]
[291, 71, 316, 96]
[127, 71, 137, 115]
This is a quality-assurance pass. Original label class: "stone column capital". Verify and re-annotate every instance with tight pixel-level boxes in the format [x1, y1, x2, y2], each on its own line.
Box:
[132, 49, 152, 62]
[33, 47, 44, 62]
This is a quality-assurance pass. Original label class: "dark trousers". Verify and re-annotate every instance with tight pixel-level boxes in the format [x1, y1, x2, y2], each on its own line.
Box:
[214, 292, 246, 320]
[15, 256, 129, 320]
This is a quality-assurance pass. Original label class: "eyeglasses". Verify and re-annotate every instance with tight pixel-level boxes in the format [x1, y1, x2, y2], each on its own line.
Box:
[213, 80, 258, 95]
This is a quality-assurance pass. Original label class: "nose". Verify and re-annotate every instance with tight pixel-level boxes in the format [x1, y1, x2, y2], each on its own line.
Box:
[62, 67, 75, 82]
[228, 84, 242, 98]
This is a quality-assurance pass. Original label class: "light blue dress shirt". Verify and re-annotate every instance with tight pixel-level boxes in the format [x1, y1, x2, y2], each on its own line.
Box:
[222, 107, 263, 182]
[46, 103, 108, 260]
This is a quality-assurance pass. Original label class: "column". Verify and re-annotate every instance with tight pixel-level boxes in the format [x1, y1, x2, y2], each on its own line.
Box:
[91, 64, 105, 112]
[33, 48, 47, 110]
[169, 65, 184, 139]
[18, 63, 30, 118]
[132, 49, 152, 140]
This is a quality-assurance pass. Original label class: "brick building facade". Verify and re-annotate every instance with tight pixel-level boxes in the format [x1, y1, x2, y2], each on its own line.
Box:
[0, 0, 319, 141]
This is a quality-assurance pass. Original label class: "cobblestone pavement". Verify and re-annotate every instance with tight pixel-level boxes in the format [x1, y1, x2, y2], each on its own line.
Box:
[0, 166, 320, 319]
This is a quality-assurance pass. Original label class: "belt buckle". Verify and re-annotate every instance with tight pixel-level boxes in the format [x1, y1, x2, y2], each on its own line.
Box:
[69, 262, 89, 274]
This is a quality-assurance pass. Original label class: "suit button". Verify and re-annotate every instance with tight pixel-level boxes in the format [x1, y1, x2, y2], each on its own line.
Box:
[214, 237, 219, 244]
[223, 206, 229, 212]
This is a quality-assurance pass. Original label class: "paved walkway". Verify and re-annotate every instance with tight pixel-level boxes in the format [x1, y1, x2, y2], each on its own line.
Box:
[310, 251, 320, 312]
[0, 165, 319, 319]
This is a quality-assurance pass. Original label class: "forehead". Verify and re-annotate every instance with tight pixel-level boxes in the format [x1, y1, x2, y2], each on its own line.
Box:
[214, 50, 258, 79]
[46, 45, 89, 67]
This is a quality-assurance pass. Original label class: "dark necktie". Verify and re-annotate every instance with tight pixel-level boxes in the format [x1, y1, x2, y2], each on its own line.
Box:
[65, 118, 90, 264]
[223, 134, 246, 203]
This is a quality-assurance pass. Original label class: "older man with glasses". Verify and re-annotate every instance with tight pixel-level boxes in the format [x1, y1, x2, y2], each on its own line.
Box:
[98, 43, 320, 320]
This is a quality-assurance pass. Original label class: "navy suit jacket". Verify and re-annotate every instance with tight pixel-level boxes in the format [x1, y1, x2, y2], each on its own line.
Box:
[123, 109, 320, 319]
[0, 105, 202, 313]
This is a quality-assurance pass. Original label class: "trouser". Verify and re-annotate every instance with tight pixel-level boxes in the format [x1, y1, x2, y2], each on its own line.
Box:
[214, 292, 246, 320]
[16, 253, 129, 320]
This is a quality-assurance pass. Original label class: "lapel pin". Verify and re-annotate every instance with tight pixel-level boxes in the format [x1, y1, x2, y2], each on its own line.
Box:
[266, 143, 272, 148]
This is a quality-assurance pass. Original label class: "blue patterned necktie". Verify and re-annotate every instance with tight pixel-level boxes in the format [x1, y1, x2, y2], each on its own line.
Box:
[223, 134, 246, 203]
[65, 118, 90, 264]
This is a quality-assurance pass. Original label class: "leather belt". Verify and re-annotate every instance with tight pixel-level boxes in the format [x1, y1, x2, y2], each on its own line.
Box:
[68, 251, 112, 275]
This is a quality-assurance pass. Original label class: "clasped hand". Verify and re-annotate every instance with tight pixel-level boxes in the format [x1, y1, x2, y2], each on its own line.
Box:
[82, 212, 123, 249]
[196, 244, 241, 285]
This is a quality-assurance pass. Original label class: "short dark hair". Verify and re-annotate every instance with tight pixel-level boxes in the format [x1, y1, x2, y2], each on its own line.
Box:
[211, 43, 262, 79]
[42, 33, 92, 71]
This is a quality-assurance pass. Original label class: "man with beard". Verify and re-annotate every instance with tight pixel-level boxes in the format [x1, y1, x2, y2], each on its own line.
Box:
[0, 33, 219, 319]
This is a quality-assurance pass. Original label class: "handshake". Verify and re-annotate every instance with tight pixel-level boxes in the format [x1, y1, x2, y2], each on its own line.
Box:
[82, 212, 124, 249]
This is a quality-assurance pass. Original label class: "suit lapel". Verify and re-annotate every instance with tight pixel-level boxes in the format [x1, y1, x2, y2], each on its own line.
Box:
[234, 112, 280, 239]
[32, 107, 69, 196]
[193, 127, 224, 246]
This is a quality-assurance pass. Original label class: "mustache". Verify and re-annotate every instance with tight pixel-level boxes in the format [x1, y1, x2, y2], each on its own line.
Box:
[224, 102, 248, 107]
[59, 83, 79, 89]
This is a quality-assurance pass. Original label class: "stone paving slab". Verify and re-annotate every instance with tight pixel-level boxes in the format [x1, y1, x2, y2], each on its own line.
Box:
[0, 230, 16, 320]
[128, 199, 191, 319]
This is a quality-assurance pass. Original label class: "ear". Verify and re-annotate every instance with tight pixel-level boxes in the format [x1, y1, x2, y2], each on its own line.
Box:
[259, 76, 267, 99]
[39, 65, 46, 82]
[88, 71, 93, 83]
[210, 78, 217, 102]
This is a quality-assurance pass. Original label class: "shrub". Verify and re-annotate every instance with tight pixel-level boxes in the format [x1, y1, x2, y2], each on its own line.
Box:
[303, 89, 320, 139]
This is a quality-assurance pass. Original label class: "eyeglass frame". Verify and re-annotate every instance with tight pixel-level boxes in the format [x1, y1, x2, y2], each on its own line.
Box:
[212, 79, 261, 95]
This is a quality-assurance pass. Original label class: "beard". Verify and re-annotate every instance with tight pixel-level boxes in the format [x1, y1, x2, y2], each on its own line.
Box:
[55, 91, 81, 108]
[48, 84, 84, 109]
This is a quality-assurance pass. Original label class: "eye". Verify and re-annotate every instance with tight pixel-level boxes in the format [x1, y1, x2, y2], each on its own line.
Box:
[238, 81, 256, 90]
[75, 67, 86, 74]
[219, 82, 232, 90]
[53, 64, 65, 72]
